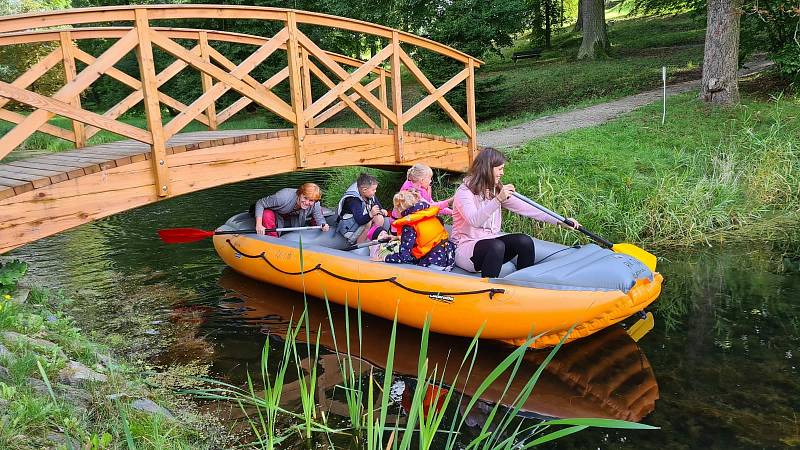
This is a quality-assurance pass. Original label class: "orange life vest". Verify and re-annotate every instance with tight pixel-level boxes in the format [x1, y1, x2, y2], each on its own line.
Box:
[392, 206, 449, 259]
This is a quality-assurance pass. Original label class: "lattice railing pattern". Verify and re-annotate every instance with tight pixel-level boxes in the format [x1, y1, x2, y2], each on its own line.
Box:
[0, 5, 482, 197]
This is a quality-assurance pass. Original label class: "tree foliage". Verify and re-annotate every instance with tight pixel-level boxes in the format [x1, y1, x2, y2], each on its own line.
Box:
[0, 0, 71, 103]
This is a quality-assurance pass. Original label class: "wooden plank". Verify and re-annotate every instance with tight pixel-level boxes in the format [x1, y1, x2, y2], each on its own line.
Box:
[0, 81, 153, 147]
[286, 12, 306, 168]
[216, 68, 289, 124]
[398, 48, 470, 135]
[307, 62, 377, 129]
[60, 31, 86, 148]
[391, 32, 404, 163]
[35, 154, 112, 172]
[205, 46, 279, 96]
[0, 27, 393, 75]
[0, 176, 32, 197]
[298, 33, 395, 123]
[301, 47, 314, 128]
[0, 109, 76, 142]
[0, 187, 15, 201]
[5, 159, 80, 172]
[379, 70, 389, 129]
[0, 48, 63, 110]
[312, 78, 381, 126]
[0, 29, 140, 159]
[466, 58, 477, 161]
[7, 159, 86, 179]
[198, 31, 218, 130]
[0, 164, 68, 184]
[135, 8, 171, 197]
[402, 67, 469, 125]
[149, 28, 295, 123]
[75, 46, 209, 139]
[0, 169, 50, 189]
[162, 31, 290, 137]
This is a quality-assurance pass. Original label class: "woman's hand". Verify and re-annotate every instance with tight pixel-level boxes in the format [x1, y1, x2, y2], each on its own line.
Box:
[255, 222, 266, 235]
[496, 184, 516, 202]
[562, 218, 581, 230]
[321, 223, 330, 232]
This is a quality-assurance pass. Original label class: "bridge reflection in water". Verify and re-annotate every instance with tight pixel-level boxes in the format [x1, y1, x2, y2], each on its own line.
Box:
[205, 269, 658, 431]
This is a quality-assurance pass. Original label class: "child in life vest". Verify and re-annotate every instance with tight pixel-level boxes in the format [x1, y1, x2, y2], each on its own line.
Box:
[373, 190, 455, 268]
[391, 164, 453, 219]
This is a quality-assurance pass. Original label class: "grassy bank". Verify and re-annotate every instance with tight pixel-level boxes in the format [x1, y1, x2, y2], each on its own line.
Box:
[479, 13, 706, 125]
[326, 90, 800, 249]
[0, 259, 227, 449]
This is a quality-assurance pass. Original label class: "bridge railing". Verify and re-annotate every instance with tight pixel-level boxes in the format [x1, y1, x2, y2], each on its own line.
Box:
[0, 5, 482, 197]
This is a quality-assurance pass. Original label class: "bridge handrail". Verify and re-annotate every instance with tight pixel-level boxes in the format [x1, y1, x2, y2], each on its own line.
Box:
[0, 27, 389, 74]
[0, 5, 483, 65]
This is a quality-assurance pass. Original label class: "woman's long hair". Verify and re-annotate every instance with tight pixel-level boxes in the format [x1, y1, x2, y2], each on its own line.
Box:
[465, 147, 506, 199]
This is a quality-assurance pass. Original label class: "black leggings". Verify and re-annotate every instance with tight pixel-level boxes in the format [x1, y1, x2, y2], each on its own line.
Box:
[470, 233, 535, 278]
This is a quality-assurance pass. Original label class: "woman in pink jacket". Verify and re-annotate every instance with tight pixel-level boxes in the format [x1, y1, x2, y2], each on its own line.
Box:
[451, 148, 581, 278]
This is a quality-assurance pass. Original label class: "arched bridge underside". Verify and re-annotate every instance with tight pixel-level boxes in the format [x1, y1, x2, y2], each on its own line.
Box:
[0, 5, 483, 253]
[0, 128, 469, 253]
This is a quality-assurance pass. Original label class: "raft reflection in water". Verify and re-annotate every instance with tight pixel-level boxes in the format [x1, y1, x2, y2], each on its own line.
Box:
[217, 268, 659, 423]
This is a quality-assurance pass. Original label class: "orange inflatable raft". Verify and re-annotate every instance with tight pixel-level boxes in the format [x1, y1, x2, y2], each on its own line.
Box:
[213, 213, 663, 348]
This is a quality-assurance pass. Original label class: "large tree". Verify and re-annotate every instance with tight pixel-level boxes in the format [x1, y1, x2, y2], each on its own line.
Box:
[577, 0, 609, 59]
[700, 0, 743, 104]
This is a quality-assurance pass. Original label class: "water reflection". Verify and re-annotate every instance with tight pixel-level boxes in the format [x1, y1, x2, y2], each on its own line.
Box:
[210, 269, 659, 425]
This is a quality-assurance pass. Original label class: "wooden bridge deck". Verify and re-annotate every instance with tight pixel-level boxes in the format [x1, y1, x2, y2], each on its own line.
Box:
[0, 129, 267, 199]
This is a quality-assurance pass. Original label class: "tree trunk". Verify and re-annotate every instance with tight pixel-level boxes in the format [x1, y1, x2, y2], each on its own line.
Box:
[545, 0, 552, 48]
[577, 0, 609, 59]
[573, 0, 583, 32]
[700, 0, 742, 105]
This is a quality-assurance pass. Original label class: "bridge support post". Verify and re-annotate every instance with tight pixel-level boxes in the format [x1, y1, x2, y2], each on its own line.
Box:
[466, 57, 478, 162]
[59, 31, 86, 149]
[134, 8, 171, 197]
[391, 32, 404, 163]
[198, 31, 218, 131]
[300, 48, 314, 128]
[286, 11, 307, 168]
[379, 70, 389, 130]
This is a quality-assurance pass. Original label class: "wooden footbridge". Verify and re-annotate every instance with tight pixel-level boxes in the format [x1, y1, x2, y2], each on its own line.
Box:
[0, 5, 482, 253]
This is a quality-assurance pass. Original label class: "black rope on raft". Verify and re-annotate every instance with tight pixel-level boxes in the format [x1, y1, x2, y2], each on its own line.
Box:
[226, 239, 505, 300]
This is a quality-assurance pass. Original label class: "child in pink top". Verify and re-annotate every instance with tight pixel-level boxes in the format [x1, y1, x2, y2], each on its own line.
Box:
[451, 148, 581, 278]
[392, 164, 453, 219]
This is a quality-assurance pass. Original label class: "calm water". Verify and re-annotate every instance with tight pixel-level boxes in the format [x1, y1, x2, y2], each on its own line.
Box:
[9, 171, 800, 449]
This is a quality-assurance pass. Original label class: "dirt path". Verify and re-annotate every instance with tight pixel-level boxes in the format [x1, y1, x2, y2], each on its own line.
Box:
[477, 60, 774, 148]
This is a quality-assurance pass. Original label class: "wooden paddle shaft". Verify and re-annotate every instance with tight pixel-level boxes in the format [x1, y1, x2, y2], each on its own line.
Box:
[215, 225, 323, 235]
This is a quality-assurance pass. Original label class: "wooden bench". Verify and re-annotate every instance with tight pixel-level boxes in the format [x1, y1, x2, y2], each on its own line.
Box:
[512, 48, 542, 62]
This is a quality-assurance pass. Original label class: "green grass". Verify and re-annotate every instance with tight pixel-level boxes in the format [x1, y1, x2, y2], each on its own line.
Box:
[500, 91, 800, 248]
[481, 13, 706, 118]
[0, 260, 226, 449]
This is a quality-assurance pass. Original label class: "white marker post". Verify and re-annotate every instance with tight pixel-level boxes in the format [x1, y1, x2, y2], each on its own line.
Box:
[662, 66, 667, 125]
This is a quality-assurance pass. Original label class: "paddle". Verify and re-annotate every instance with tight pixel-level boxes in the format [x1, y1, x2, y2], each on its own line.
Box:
[512, 192, 657, 271]
[344, 236, 393, 251]
[158, 225, 324, 244]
